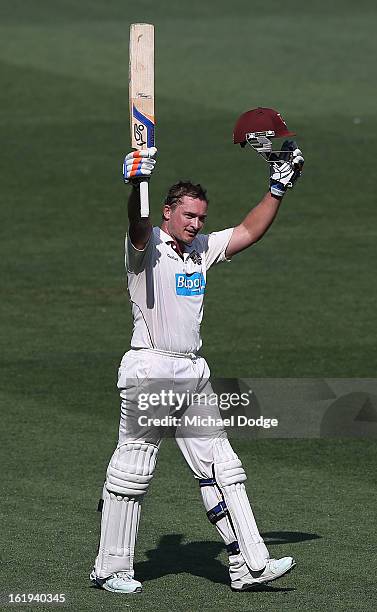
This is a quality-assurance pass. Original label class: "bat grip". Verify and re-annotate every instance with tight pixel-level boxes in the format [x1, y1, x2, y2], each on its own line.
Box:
[140, 180, 149, 218]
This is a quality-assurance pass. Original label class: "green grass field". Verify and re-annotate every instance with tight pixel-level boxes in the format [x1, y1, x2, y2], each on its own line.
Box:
[1, 1, 376, 610]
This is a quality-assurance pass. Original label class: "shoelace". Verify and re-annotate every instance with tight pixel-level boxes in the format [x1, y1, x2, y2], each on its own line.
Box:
[112, 572, 133, 580]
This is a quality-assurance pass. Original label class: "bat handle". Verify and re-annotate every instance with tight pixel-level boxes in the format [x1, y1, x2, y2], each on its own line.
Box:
[140, 180, 149, 218]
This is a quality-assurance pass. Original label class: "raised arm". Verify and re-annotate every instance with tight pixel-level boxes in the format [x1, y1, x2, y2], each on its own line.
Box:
[226, 192, 282, 257]
[123, 147, 157, 249]
[127, 185, 153, 250]
[226, 140, 304, 258]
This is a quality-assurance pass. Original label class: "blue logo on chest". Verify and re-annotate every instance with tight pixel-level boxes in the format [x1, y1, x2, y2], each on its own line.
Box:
[175, 272, 206, 296]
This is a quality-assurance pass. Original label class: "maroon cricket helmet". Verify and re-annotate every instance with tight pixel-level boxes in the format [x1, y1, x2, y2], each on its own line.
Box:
[233, 107, 296, 145]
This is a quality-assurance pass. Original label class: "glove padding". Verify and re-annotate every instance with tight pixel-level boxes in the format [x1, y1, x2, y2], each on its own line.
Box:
[123, 147, 157, 184]
[269, 140, 304, 198]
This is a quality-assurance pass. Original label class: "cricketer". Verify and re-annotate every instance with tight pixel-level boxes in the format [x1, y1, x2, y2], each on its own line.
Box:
[90, 107, 305, 593]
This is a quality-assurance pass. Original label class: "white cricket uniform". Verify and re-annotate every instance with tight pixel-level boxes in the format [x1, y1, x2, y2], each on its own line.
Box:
[118, 225, 234, 475]
[94, 225, 270, 580]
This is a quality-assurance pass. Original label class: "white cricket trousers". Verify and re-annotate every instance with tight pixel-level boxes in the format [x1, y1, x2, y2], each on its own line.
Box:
[117, 348, 227, 473]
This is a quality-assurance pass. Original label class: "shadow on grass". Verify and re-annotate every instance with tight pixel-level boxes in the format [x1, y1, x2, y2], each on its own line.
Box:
[135, 530, 319, 587]
[263, 531, 321, 545]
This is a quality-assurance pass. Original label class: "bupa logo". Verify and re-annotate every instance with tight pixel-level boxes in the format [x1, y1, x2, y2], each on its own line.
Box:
[176, 272, 206, 296]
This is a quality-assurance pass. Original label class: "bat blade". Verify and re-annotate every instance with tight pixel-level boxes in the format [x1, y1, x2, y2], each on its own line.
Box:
[129, 23, 155, 217]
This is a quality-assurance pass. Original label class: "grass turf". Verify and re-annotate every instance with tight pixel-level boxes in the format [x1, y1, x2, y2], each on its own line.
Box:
[0, 0, 376, 610]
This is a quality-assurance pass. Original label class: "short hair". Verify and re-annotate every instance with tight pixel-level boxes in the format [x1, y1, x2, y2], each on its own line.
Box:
[164, 181, 209, 210]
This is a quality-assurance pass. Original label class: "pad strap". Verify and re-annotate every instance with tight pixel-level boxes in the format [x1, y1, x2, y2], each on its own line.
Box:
[206, 500, 227, 524]
[199, 478, 217, 487]
[226, 540, 241, 555]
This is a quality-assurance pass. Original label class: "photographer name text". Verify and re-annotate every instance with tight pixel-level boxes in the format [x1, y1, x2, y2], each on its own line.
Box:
[138, 415, 278, 429]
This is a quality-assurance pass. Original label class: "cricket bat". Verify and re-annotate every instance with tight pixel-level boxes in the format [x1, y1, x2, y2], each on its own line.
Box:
[129, 23, 155, 218]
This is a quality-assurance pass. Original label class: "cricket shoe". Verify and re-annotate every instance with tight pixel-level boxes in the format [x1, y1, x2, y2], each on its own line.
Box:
[90, 569, 142, 594]
[231, 556, 296, 591]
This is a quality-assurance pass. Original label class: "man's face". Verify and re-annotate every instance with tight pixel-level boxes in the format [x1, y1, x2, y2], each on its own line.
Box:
[163, 196, 208, 245]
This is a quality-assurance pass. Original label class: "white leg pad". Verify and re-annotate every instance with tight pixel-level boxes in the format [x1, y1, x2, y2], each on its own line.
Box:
[213, 437, 269, 571]
[94, 442, 158, 578]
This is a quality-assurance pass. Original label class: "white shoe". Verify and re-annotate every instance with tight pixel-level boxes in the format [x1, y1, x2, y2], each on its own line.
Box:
[90, 569, 142, 594]
[231, 557, 296, 591]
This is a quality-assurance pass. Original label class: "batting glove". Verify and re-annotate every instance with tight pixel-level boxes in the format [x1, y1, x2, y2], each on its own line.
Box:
[269, 140, 304, 198]
[123, 146, 157, 185]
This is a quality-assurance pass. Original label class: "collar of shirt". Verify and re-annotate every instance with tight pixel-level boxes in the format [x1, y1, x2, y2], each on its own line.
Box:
[158, 227, 195, 261]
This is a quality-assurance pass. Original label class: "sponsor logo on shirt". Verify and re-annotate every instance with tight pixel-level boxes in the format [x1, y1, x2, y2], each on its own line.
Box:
[175, 272, 206, 296]
[167, 252, 179, 261]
